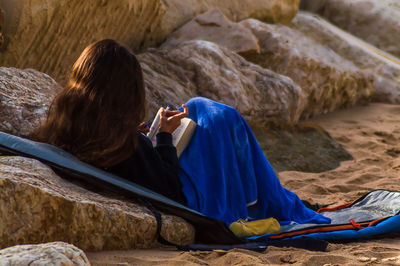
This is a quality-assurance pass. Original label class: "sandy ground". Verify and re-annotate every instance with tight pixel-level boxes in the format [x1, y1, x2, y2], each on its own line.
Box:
[87, 103, 400, 265]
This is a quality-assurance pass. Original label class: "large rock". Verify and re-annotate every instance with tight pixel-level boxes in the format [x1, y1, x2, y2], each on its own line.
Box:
[240, 18, 374, 119]
[161, 0, 300, 40]
[0, 242, 90, 266]
[300, 0, 400, 58]
[0, 0, 300, 83]
[0, 156, 194, 251]
[291, 11, 400, 103]
[139, 40, 306, 124]
[250, 121, 353, 173]
[162, 9, 260, 54]
[0, 67, 60, 137]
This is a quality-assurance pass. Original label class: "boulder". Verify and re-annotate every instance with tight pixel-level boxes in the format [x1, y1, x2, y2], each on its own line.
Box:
[0, 242, 90, 266]
[0, 156, 194, 251]
[139, 40, 306, 124]
[249, 121, 353, 173]
[240, 18, 374, 119]
[161, 0, 300, 42]
[300, 0, 400, 58]
[291, 11, 400, 103]
[162, 9, 260, 54]
[0, 0, 300, 83]
[0, 67, 60, 137]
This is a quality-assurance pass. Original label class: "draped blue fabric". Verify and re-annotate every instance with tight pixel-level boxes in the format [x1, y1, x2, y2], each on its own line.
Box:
[179, 97, 331, 225]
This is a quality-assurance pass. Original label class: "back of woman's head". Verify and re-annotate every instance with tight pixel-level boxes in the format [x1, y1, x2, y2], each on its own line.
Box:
[34, 39, 146, 168]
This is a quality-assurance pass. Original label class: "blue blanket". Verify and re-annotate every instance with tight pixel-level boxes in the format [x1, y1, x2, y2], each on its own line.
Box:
[179, 97, 331, 225]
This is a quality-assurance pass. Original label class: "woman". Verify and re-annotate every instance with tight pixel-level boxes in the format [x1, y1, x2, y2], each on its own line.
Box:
[34, 39, 188, 205]
[34, 39, 330, 225]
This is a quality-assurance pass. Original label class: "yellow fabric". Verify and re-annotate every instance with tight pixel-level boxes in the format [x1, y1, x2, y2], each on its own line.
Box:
[229, 218, 281, 238]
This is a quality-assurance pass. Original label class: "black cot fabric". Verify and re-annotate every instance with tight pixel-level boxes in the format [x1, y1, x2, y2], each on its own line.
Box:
[0, 131, 241, 245]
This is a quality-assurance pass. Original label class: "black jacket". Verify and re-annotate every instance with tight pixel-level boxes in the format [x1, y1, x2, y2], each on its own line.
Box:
[107, 132, 187, 205]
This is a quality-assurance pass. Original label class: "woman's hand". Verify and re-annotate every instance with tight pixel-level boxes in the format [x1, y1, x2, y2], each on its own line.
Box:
[159, 104, 189, 134]
[137, 122, 150, 134]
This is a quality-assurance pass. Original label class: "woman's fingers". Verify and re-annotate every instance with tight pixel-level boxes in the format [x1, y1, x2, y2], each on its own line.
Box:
[137, 121, 150, 134]
[162, 105, 189, 118]
[158, 104, 189, 134]
[182, 104, 189, 116]
[164, 110, 181, 116]
[168, 105, 189, 121]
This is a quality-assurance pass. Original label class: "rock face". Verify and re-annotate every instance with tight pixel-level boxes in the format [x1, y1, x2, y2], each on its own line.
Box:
[0, 156, 194, 251]
[291, 11, 400, 103]
[239, 18, 374, 119]
[0, 67, 60, 137]
[0, 242, 90, 266]
[0, 0, 300, 83]
[300, 0, 400, 58]
[140, 40, 306, 124]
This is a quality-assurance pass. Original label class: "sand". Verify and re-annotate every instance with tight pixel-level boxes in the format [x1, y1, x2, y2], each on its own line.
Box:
[87, 103, 400, 265]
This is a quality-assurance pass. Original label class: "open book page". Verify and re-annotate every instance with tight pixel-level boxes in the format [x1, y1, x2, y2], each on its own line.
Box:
[147, 107, 197, 158]
[172, 118, 197, 157]
[147, 108, 163, 144]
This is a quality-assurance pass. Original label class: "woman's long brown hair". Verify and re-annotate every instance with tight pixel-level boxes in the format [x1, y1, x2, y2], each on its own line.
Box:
[34, 39, 146, 168]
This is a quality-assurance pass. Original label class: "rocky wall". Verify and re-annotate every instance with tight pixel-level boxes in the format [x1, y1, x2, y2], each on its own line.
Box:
[0, 0, 300, 83]
[162, 10, 374, 119]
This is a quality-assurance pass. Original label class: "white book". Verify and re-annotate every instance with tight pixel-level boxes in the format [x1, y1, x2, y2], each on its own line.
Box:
[147, 107, 197, 158]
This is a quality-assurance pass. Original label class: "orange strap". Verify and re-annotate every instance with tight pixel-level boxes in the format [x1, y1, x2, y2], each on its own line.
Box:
[317, 202, 353, 213]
